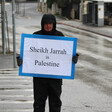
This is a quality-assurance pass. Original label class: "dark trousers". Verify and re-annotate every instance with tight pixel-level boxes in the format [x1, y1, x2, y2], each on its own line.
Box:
[33, 77, 62, 112]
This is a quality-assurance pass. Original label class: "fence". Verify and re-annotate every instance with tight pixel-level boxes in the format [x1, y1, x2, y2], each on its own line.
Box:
[0, 11, 10, 53]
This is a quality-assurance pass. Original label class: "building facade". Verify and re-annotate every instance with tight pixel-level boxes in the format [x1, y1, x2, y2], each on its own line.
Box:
[84, 0, 112, 26]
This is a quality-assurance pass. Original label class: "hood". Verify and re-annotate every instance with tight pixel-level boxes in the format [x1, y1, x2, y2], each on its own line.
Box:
[41, 14, 56, 34]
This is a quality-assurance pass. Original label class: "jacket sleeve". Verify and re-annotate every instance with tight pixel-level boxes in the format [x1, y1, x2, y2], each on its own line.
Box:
[33, 30, 42, 35]
[55, 30, 64, 37]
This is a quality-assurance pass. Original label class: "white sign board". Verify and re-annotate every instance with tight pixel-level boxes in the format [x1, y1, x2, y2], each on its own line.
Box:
[19, 33, 77, 79]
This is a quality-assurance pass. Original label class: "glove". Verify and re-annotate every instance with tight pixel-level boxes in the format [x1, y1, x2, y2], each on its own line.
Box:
[16, 56, 23, 66]
[72, 53, 79, 64]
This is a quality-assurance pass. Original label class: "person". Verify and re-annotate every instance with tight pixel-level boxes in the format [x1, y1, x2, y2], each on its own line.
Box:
[17, 14, 79, 112]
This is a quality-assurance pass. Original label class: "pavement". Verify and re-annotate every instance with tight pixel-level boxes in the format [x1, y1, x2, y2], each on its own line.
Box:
[0, 20, 112, 112]
[0, 51, 14, 69]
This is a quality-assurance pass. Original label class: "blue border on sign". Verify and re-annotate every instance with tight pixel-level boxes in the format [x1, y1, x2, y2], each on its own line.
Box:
[19, 33, 77, 79]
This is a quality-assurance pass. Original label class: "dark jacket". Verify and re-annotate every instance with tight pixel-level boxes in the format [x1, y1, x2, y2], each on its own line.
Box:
[33, 14, 64, 37]
[33, 29, 64, 36]
[33, 14, 64, 81]
[33, 14, 63, 112]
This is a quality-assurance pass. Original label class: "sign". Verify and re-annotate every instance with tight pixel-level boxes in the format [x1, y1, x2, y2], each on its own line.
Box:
[19, 33, 77, 79]
[98, 5, 104, 19]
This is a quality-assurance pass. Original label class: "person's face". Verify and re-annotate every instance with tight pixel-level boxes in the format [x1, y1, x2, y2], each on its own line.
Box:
[44, 23, 53, 31]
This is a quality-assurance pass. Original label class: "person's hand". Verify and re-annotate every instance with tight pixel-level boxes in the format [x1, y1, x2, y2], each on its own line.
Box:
[72, 53, 79, 64]
[16, 56, 23, 66]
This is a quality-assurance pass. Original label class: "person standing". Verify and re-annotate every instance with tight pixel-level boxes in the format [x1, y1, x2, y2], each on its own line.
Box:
[17, 14, 79, 112]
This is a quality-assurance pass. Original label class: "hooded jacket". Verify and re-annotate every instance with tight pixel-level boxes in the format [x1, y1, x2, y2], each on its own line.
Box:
[33, 14, 64, 36]
[33, 14, 63, 82]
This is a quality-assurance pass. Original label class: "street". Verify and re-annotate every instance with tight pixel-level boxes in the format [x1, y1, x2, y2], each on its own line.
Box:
[0, 2, 112, 112]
